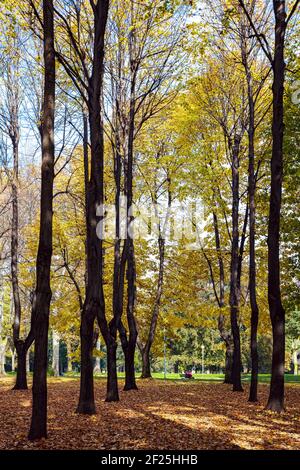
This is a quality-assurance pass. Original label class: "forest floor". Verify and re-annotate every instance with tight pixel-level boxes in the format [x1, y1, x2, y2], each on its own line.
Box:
[0, 377, 300, 450]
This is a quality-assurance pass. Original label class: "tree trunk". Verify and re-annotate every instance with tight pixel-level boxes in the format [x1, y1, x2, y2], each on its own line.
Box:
[8, 57, 32, 391]
[26, 350, 30, 373]
[11, 350, 16, 372]
[52, 331, 60, 377]
[119, 319, 138, 390]
[141, 348, 151, 378]
[213, 210, 233, 384]
[106, 341, 119, 401]
[139, 178, 169, 380]
[13, 345, 27, 390]
[77, 0, 110, 413]
[113, 32, 138, 395]
[123, 240, 138, 390]
[224, 341, 234, 384]
[28, 0, 55, 440]
[94, 339, 101, 373]
[77, 311, 96, 413]
[0, 341, 6, 375]
[293, 351, 298, 375]
[241, 20, 260, 402]
[266, 0, 287, 413]
[229, 136, 243, 392]
[66, 340, 73, 373]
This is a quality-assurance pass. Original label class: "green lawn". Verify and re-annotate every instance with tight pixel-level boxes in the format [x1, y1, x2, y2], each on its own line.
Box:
[65, 371, 300, 383]
[5, 370, 300, 383]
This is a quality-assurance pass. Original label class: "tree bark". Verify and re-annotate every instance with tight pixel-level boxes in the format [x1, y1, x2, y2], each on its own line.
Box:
[52, 331, 60, 377]
[123, 240, 138, 390]
[224, 342, 234, 383]
[113, 27, 138, 393]
[241, 24, 260, 402]
[11, 350, 16, 372]
[0, 340, 6, 375]
[266, 0, 287, 413]
[28, 0, 55, 440]
[141, 347, 151, 378]
[77, 0, 110, 413]
[293, 350, 298, 376]
[213, 209, 234, 384]
[229, 136, 243, 392]
[66, 340, 73, 373]
[94, 339, 101, 373]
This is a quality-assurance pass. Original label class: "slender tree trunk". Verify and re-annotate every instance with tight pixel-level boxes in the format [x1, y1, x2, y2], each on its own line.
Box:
[94, 339, 101, 373]
[0, 341, 6, 375]
[224, 342, 234, 383]
[52, 331, 60, 377]
[66, 340, 73, 373]
[229, 136, 243, 392]
[7, 60, 32, 390]
[28, 0, 55, 440]
[293, 350, 298, 375]
[266, 0, 287, 413]
[77, 0, 110, 413]
[114, 32, 138, 393]
[140, 235, 165, 379]
[11, 350, 16, 372]
[11, 138, 30, 390]
[123, 241, 138, 390]
[213, 210, 233, 384]
[240, 17, 260, 401]
[83, 108, 89, 292]
[26, 350, 30, 373]
[105, 341, 118, 401]
[246, 64, 259, 402]
[141, 347, 151, 378]
[14, 347, 27, 389]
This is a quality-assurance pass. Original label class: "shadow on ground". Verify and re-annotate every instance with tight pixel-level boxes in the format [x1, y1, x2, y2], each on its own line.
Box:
[0, 378, 299, 450]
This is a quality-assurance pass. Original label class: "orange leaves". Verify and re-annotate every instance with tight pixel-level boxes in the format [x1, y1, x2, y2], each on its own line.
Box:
[0, 377, 300, 450]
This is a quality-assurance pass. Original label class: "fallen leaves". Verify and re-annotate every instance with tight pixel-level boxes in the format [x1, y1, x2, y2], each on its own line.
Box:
[0, 377, 299, 450]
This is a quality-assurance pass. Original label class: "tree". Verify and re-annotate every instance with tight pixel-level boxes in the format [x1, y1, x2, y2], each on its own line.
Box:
[239, 0, 300, 412]
[0, 6, 34, 389]
[28, 0, 56, 440]
[76, 0, 111, 411]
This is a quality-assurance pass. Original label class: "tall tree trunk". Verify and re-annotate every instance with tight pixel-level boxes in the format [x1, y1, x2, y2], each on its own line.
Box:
[141, 347, 151, 378]
[94, 339, 101, 373]
[118, 242, 138, 390]
[229, 136, 243, 392]
[14, 347, 27, 389]
[66, 340, 73, 373]
[11, 350, 16, 372]
[266, 0, 287, 412]
[224, 342, 234, 383]
[0, 341, 6, 375]
[213, 210, 233, 383]
[28, 0, 55, 440]
[11, 128, 29, 390]
[140, 236, 165, 379]
[123, 240, 138, 390]
[83, 107, 89, 292]
[241, 23, 260, 402]
[77, 0, 110, 413]
[26, 350, 30, 373]
[52, 331, 60, 377]
[6, 45, 32, 390]
[218, 313, 233, 384]
[114, 30, 138, 393]
[293, 350, 298, 376]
